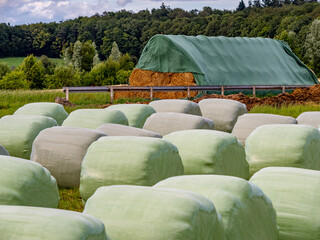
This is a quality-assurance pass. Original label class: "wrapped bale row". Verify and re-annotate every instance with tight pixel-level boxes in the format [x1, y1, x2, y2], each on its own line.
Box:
[149, 99, 202, 116]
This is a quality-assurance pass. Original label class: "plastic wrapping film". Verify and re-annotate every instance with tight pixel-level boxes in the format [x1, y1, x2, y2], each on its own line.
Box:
[246, 124, 320, 177]
[62, 109, 128, 129]
[143, 112, 214, 136]
[148, 99, 202, 116]
[296, 111, 320, 128]
[0, 115, 57, 159]
[80, 136, 183, 201]
[31, 126, 107, 188]
[106, 104, 156, 128]
[232, 113, 297, 145]
[84, 185, 225, 240]
[198, 99, 247, 133]
[0, 205, 110, 240]
[250, 167, 320, 240]
[0, 144, 9, 156]
[155, 175, 278, 240]
[164, 129, 249, 179]
[97, 123, 162, 138]
[0, 155, 59, 207]
[14, 102, 68, 125]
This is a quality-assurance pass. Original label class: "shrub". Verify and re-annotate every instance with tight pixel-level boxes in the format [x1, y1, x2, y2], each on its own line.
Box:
[45, 65, 80, 89]
[0, 62, 10, 79]
[116, 69, 132, 84]
[0, 71, 29, 90]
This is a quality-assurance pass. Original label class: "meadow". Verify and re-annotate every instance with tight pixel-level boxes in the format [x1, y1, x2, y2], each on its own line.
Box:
[2, 89, 319, 212]
[0, 57, 64, 68]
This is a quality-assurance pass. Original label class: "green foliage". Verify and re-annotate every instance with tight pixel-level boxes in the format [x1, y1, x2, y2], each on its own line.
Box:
[81, 62, 108, 86]
[0, 70, 29, 90]
[0, 62, 10, 79]
[20, 55, 46, 89]
[40, 55, 56, 75]
[304, 19, 320, 75]
[45, 65, 81, 89]
[116, 69, 132, 84]
[105, 59, 120, 85]
[119, 53, 135, 70]
[109, 41, 121, 63]
[0, 57, 63, 68]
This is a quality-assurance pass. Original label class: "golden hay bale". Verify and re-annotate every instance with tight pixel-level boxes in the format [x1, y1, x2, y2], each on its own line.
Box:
[115, 69, 198, 100]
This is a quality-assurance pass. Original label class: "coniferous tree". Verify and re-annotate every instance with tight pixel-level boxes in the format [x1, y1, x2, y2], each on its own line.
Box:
[253, 0, 262, 7]
[109, 41, 121, 63]
[72, 41, 82, 70]
[237, 0, 246, 10]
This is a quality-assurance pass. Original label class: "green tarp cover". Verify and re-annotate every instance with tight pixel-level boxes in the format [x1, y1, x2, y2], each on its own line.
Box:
[84, 185, 225, 240]
[0, 155, 59, 207]
[62, 109, 128, 129]
[80, 136, 183, 201]
[0, 144, 9, 156]
[106, 104, 156, 128]
[246, 124, 320, 176]
[31, 126, 107, 188]
[149, 100, 202, 116]
[14, 102, 68, 126]
[154, 175, 278, 240]
[199, 99, 247, 133]
[250, 167, 320, 240]
[163, 130, 249, 179]
[0, 206, 110, 240]
[137, 35, 318, 86]
[0, 115, 57, 159]
[97, 123, 162, 138]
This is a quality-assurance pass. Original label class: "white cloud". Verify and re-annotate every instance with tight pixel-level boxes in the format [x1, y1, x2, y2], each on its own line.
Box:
[117, 0, 132, 6]
[0, 0, 7, 8]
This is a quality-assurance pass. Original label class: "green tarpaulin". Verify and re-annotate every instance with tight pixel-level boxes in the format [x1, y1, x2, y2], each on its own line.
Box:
[137, 35, 318, 86]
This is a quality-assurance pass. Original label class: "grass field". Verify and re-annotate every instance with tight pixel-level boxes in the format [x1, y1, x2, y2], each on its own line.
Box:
[2, 89, 320, 212]
[0, 57, 64, 68]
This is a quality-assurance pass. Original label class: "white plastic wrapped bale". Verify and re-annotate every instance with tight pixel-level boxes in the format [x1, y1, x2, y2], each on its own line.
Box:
[297, 111, 320, 128]
[163, 130, 249, 179]
[198, 99, 247, 133]
[250, 167, 320, 240]
[106, 104, 156, 128]
[0, 115, 57, 159]
[83, 185, 225, 240]
[149, 99, 202, 116]
[80, 136, 184, 201]
[246, 124, 320, 177]
[143, 112, 214, 136]
[154, 175, 278, 240]
[0, 155, 59, 207]
[232, 113, 297, 145]
[97, 123, 162, 138]
[62, 109, 128, 129]
[31, 126, 107, 188]
[0, 206, 110, 240]
[0, 144, 9, 156]
[14, 102, 68, 125]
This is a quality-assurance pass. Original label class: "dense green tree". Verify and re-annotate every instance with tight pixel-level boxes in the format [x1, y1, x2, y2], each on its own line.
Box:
[0, 62, 10, 79]
[0, 70, 29, 90]
[304, 19, 320, 75]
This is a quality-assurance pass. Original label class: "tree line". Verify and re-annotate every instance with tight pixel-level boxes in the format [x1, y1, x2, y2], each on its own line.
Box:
[0, 2, 320, 75]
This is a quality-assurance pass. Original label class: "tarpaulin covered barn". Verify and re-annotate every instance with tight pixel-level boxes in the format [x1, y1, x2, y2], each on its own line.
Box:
[122, 34, 318, 99]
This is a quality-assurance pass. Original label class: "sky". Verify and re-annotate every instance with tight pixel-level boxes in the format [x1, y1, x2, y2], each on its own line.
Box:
[0, 0, 240, 25]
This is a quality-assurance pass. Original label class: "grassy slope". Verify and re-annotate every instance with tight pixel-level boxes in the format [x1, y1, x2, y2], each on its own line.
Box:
[0, 57, 64, 68]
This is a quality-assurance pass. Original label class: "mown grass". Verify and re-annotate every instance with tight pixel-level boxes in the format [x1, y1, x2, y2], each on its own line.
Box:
[249, 103, 320, 118]
[0, 57, 64, 68]
[58, 188, 84, 212]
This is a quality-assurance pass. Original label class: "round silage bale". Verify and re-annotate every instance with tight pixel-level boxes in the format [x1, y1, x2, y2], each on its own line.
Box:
[31, 126, 107, 188]
[143, 112, 214, 136]
[0, 155, 59, 208]
[83, 185, 225, 240]
[154, 175, 278, 240]
[231, 113, 297, 145]
[148, 99, 202, 116]
[0, 115, 57, 159]
[106, 104, 156, 128]
[246, 124, 320, 177]
[0, 206, 110, 240]
[296, 111, 320, 128]
[0, 144, 9, 156]
[163, 129, 249, 179]
[14, 102, 68, 125]
[250, 167, 320, 240]
[198, 99, 247, 133]
[62, 109, 128, 129]
[97, 123, 162, 138]
[80, 136, 184, 201]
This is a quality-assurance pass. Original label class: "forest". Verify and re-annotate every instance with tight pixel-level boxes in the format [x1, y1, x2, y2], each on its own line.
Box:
[0, 1, 320, 89]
